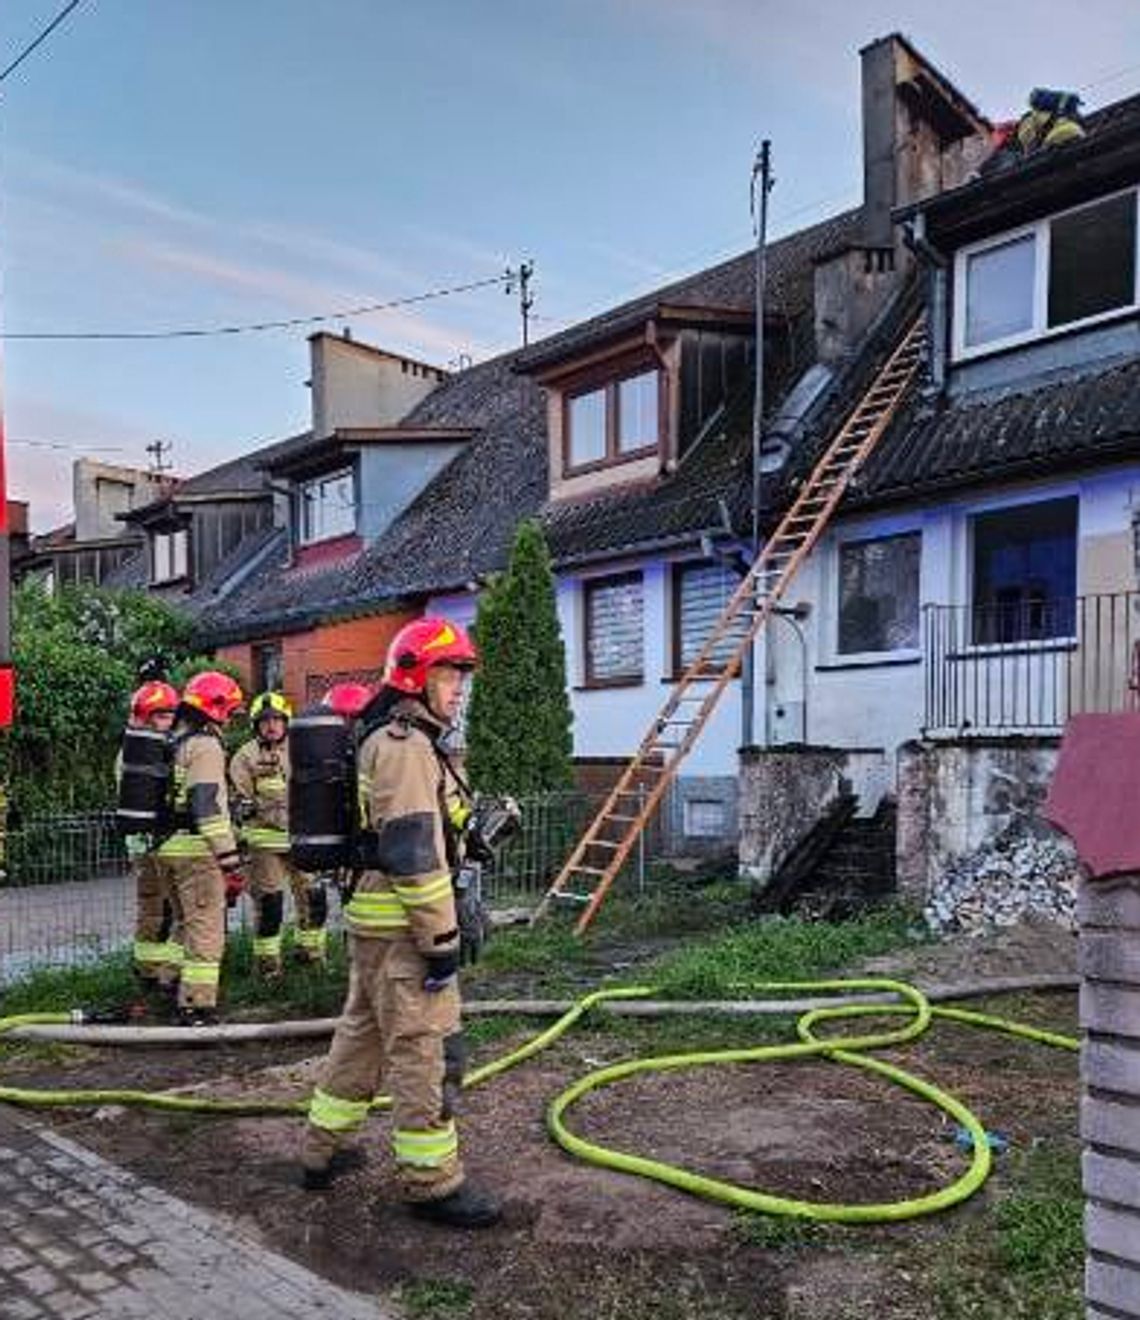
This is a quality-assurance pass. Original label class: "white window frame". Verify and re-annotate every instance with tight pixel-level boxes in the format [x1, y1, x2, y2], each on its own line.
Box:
[958, 490, 1081, 655]
[953, 185, 1140, 361]
[819, 517, 923, 667]
[152, 527, 189, 584]
[298, 466, 357, 546]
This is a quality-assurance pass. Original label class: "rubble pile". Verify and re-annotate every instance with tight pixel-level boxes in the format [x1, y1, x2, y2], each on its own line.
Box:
[924, 819, 1082, 935]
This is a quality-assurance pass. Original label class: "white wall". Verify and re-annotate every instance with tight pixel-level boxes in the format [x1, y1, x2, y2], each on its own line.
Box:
[793, 463, 1140, 768]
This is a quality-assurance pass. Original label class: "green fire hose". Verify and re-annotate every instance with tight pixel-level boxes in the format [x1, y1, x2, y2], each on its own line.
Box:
[0, 978, 1078, 1223]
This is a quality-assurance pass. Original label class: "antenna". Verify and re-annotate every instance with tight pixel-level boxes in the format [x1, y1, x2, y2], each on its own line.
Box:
[505, 261, 535, 347]
[145, 439, 173, 475]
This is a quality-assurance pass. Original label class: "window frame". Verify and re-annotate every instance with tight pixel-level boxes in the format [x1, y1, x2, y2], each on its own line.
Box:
[252, 641, 285, 695]
[670, 558, 748, 679]
[582, 570, 645, 688]
[824, 527, 923, 666]
[151, 526, 190, 585]
[563, 367, 663, 475]
[966, 494, 1079, 650]
[297, 465, 357, 546]
[952, 185, 1140, 361]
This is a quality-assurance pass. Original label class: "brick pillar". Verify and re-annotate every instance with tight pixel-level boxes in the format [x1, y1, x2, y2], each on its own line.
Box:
[1080, 878, 1140, 1318]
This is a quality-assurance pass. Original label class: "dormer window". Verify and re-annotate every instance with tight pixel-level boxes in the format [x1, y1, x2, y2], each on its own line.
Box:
[565, 368, 660, 472]
[954, 187, 1139, 358]
[152, 528, 188, 584]
[299, 467, 356, 545]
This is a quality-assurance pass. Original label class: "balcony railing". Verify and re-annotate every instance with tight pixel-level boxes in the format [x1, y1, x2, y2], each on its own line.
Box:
[922, 593, 1140, 736]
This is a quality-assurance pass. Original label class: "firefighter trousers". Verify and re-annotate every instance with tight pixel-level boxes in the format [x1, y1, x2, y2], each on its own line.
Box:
[133, 853, 182, 987]
[247, 849, 327, 970]
[302, 935, 464, 1202]
[160, 855, 226, 1010]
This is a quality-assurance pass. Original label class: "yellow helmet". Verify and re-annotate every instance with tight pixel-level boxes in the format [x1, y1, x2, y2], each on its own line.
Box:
[250, 690, 293, 723]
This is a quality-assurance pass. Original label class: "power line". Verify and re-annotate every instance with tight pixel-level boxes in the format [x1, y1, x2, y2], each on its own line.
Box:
[0, 0, 86, 88]
[7, 435, 126, 453]
[2, 271, 515, 342]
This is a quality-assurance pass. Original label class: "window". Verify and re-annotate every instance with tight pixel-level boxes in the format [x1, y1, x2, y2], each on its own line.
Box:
[584, 573, 643, 684]
[673, 561, 748, 674]
[300, 467, 356, 545]
[955, 189, 1140, 356]
[566, 369, 660, 471]
[964, 234, 1036, 349]
[252, 642, 284, 694]
[971, 497, 1077, 644]
[152, 528, 189, 584]
[1048, 191, 1137, 328]
[684, 798, 727, 839]
[837, 532, 921, 655]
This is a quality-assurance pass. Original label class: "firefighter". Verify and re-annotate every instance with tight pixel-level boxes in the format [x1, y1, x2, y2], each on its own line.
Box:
[122, 680, 182, 996]
[155, 670, 245, 1026]
[300, 617, 501, 1229]
[230, 691, 327, 974]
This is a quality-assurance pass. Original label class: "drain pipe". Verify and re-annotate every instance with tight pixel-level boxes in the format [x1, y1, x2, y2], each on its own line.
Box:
[902, 214, 949, 394]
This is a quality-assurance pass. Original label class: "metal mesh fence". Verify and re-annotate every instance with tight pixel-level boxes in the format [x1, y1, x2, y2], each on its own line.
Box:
[0, 791, 660, 982]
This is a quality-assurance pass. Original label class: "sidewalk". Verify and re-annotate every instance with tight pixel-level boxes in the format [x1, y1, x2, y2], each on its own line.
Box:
[0, 1107, 394, 1320]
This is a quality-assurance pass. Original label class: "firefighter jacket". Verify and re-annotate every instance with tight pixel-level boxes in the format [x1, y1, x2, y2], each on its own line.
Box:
[155, 722, 240, 867]
[229, 737, 290, 853]
[345, 699, 460, 957]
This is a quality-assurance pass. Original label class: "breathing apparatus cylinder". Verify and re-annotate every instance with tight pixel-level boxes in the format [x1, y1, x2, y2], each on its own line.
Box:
[115, 728, 173, 836]
[288, 707, 358, 872]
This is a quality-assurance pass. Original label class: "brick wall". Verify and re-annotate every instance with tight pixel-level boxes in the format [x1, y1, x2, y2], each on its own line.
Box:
[1080, 877, 1140, 1318]
[216, 610, 417, 710]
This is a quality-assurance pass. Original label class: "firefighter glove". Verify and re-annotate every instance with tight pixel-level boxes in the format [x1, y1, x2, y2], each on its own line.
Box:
[422, 949, 460, 992]
[222, 868, 246, 908]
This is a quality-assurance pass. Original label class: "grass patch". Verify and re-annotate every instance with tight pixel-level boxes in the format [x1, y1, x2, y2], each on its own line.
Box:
[731, 1211, 833, 1251]
[474, 921, 587, 977]
[928, 1143, 1084, 1319]
[649, 905, 925, 999]
[393, 1279, 474, 1318]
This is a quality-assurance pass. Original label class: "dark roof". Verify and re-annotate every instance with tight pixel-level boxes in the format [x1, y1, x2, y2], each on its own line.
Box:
[196, 354, 548, 643]
[124, 430, 309, 521]
[849, 352, 1140, 508]
[514, 208, 864, 374]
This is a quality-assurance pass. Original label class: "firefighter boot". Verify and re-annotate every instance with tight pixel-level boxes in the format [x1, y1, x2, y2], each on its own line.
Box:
[301, 1147, 367, 1191]
[409, 1181, 501, 1229]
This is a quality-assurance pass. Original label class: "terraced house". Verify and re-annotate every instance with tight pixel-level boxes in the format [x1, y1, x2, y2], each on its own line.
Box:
[191, 33, 1007, 861]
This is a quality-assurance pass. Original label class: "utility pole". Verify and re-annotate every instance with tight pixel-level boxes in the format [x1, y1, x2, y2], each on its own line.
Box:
[507, 261, 535, 347]
[145, 439, 172, 476]
[742, 140, 774, 750]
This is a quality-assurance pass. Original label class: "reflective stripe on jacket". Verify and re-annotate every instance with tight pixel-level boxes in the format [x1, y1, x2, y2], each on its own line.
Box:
[156, 725, 239, 865]
[346, 701, 458, 955]
[229, 738, 290, 853]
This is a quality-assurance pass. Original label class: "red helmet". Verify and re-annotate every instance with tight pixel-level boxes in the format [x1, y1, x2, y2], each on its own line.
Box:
[382, 616, 477, 695]
[182, 670, 244, 724]
[322, 682, 375, 717]
[131, 680, 179, 723]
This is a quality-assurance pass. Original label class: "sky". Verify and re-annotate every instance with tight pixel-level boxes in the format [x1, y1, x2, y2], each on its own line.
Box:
[1, 0, 1139, 530]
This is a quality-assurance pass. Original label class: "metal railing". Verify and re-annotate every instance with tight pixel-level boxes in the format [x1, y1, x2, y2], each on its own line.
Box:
[923, 593, 1140, 735]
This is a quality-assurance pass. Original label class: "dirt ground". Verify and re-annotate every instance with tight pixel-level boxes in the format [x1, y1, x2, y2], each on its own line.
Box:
[3, 922, 1080, 1320]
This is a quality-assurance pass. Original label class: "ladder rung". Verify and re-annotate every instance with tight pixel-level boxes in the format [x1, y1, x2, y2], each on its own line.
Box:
[588, 839, 623, 850]
[606, 814, 638, 823]
[552, 891, 592, 904]
[573, 865, 609, 876]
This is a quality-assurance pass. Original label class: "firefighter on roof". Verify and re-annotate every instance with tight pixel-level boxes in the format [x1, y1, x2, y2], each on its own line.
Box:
[155, 670, 245, 1026]
[300, 616, 501, 1229]
[230, 690, 327, 974]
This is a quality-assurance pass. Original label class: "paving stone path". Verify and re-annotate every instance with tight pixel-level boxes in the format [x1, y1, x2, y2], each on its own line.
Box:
[0, 1108, 394, 1319]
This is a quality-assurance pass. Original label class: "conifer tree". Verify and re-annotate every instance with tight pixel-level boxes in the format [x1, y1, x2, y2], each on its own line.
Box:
[466, 520, 573, 793]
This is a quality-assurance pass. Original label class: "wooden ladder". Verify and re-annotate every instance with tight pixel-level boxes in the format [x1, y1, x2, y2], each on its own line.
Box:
[533, 313, 927, 934]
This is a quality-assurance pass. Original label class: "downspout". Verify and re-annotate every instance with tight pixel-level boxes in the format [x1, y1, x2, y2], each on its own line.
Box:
[902, 213, 949, 394]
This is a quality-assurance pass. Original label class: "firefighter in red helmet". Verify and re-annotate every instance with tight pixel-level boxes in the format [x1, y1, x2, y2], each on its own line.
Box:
[121, 681, 182, 998]
[155, 670, 245, 1025]
[300, 617, 501, 1228]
